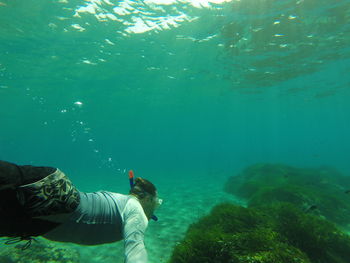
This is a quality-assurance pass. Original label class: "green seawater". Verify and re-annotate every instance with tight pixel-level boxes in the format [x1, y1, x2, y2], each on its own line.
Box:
[0, 0, 350, 262]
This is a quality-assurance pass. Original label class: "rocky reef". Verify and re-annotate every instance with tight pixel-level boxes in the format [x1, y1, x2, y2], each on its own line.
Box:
[170, 163, 350, 263]
[224, 163, 350, 227]
[170, 203, 350, 263]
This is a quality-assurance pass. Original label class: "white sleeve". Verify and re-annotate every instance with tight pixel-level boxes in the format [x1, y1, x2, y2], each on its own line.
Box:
[122, 198, 148, 263]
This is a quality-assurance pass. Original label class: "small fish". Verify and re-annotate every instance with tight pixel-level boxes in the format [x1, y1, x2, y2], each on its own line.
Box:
[345, 190, 350, 194]
[304, 205, 318, 213]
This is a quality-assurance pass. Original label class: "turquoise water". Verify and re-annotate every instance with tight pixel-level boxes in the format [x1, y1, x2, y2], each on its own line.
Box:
[0, 0, 350, 261]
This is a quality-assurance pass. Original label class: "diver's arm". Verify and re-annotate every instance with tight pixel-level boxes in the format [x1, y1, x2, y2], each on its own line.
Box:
[122, 199, 148, 263]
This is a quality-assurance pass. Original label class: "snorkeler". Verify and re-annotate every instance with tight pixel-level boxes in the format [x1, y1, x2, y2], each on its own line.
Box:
[0, 160, 162, 263]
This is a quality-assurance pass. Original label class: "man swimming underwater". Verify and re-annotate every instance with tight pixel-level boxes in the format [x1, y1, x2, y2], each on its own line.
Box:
[0, 160, 162, 263]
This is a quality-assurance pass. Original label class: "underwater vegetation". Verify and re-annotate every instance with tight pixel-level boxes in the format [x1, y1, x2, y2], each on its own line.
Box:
[170, 203, 350, 263]
[224, 163, 350, 227]
[0, 240, 80, 263]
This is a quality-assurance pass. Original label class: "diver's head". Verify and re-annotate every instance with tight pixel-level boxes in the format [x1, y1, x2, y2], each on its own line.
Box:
[129, 177, 162, 219]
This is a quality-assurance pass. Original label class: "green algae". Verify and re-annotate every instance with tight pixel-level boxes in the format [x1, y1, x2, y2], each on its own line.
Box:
[224, 164, 350, 226]
[170, 203, 350, 263]
[0, 240, 80, 263]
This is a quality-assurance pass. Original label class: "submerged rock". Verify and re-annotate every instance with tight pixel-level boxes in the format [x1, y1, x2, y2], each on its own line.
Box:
[170, 203, 350, 263]
[0, 239, 80, 263]
[224, 163, 350, 226]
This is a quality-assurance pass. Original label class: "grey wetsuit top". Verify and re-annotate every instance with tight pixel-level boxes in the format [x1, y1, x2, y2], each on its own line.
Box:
[43, 191, 148, 263]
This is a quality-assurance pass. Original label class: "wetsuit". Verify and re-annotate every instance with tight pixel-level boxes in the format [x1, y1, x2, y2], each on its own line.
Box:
[43, 191, 148, 263]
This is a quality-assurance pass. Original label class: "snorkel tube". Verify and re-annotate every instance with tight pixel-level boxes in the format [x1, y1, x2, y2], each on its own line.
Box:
[129, 170, 158, 221]
[129, 170, 135, 188]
